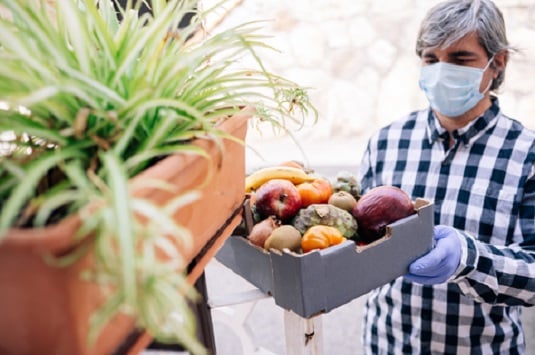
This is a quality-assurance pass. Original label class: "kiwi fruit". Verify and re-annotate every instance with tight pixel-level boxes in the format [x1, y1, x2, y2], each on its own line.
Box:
[264, 225, 302, 252]
[328, 190, 358, 211]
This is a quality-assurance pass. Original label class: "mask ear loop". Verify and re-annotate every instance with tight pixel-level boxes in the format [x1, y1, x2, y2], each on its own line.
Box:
[483, 56, 495, 71]
[481, 56, 495, 94]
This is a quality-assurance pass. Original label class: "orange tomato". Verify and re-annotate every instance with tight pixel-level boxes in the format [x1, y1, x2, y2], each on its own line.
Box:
[301, 225, 346, 253]
[296, 178, 333, 207]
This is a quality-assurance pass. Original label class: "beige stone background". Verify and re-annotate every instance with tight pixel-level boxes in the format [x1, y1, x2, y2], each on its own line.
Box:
[200, 1, 535, 354]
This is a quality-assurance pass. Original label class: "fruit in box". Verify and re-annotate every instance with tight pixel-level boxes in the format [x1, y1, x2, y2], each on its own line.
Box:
[352, 185, 415, 244]
[248, 216, 279, 248]
[300, 225, 346, 253]
[331, 170, 361, 199]
[327, 190, 357, 211]
[264, 225, 302, 252]
[254, 179, 303, 222]
[245, 164, 418, 252]
[245, 166, 314, 192]
[292, 203, 358, 239]
[296, 178, 333, 207]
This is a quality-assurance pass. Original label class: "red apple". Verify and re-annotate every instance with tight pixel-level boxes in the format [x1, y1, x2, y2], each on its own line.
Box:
[254, 179, 302, 222]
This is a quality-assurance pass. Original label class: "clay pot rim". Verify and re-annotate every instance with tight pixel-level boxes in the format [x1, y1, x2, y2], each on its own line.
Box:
[1, 109, 251, 253]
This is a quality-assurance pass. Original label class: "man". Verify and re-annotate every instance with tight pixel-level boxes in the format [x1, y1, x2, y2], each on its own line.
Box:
[358, 0, 535, 353]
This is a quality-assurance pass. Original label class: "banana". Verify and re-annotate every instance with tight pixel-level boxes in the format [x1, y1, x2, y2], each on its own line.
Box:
[245, 166, 315, 192]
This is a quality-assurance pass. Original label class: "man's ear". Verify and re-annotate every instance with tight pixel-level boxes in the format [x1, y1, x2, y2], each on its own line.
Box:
[492, 50, 508, 78]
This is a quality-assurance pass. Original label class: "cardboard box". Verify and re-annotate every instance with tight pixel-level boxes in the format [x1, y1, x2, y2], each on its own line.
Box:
[216, 198, 434, 318]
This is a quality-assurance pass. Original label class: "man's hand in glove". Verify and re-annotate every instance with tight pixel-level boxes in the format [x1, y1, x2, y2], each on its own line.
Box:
[405, 225, 462, 285]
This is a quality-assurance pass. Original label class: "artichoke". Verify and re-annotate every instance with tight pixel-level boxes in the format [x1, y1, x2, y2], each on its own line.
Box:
[332, 170, 361, 200]
[292, 204, 358, 239]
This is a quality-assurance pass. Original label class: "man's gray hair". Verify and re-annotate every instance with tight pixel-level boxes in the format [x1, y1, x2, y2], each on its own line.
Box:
[416, 0, 511, 90]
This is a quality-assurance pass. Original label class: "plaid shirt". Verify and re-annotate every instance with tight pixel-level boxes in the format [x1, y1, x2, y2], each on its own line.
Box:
[358, 98, 535, 354]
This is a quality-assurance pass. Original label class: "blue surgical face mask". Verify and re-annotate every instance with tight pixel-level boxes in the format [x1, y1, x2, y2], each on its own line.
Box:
[418, 58, 494, 117]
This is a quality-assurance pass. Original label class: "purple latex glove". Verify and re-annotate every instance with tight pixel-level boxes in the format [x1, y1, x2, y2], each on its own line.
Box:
[405, 225, 462, 285]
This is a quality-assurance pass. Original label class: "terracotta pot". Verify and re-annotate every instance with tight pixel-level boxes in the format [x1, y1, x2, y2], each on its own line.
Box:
[0, 109, 251, 355]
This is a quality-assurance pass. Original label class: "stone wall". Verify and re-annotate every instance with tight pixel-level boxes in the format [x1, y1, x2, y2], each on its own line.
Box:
[212, 0, 535, 169]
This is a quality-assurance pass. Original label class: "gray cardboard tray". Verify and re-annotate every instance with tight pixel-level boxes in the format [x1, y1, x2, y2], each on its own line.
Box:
[216, 198, 434, 318]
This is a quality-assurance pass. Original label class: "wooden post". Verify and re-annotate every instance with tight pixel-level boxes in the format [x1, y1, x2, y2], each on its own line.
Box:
[283, 311, 323, 355]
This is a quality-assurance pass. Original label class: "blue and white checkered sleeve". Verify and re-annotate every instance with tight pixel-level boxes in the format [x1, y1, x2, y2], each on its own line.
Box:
[453, 173, 535, 306]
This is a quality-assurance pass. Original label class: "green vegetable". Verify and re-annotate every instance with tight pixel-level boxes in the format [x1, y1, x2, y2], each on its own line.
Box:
[292, 203, 358, 239]
[331, 170, 361, 200]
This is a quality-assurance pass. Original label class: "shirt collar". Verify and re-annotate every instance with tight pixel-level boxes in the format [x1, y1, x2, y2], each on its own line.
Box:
[427, 97, 501, 146]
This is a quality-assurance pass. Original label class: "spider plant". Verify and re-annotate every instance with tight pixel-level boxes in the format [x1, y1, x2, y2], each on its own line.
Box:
[0, 0, 316, 352]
